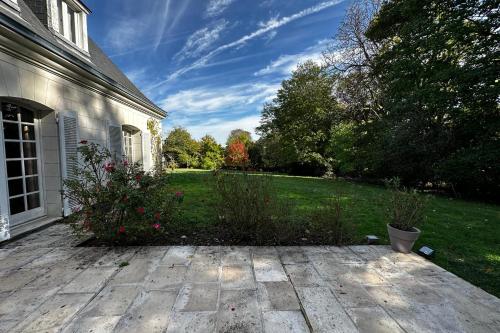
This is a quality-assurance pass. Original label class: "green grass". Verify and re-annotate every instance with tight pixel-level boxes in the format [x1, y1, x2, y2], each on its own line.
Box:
[169, 169, 500, 297]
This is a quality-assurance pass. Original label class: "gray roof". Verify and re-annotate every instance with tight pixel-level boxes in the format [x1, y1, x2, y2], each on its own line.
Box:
[1, 0, 165, 117]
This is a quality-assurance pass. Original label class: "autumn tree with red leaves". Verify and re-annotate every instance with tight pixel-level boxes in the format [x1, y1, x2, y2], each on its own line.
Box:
[225, 140, 249, 169]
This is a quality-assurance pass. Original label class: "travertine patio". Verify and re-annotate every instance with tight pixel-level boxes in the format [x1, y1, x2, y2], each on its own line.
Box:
[0, 224, 499, 333]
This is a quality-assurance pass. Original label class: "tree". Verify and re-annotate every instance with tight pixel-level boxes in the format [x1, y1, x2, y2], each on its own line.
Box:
[199, 135, 224, 170]
[323, 0, 382, 122]
[226, 129, 253, 148]
[163, 127, 200, 168]
[225, 140, 249, 169]
[258, 61, 342, 174]
[365, 0, 500, 196]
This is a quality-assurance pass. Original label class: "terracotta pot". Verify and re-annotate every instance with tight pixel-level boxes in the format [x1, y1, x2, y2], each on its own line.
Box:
[387, 224, 421, 253]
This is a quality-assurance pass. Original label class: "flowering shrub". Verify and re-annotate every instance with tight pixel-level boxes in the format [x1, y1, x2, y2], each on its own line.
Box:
[64, 142, 182, 244]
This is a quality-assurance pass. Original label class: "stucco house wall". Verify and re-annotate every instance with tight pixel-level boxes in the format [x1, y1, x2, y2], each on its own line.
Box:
[0, 0, 165, 240]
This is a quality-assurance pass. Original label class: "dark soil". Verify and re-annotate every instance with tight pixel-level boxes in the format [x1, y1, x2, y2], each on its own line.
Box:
[78, 226, 350, 247]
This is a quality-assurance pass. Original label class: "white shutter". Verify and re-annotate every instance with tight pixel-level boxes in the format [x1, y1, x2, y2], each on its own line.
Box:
[142, 132, 152, 171]
[108, 123, 123, 162]
[133, 132, 143, 165]
[0, 129, 10, 240]
[59, 111, 79, 217]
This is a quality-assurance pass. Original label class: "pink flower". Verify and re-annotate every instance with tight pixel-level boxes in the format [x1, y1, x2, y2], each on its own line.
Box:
[79, 140, 88, 144]
[104, 162, 115, 172]
[123, 160, 129, 166]
[136, 207, 145, 215]
[152, 223, 161, 230]
[118, 226, 126, 234]
[175, 191, 184, 197]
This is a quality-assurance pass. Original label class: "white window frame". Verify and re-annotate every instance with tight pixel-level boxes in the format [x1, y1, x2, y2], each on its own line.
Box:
[1, 104, 45, 225]
[54, 0, 88, 51]
[122, 129, 134, 163]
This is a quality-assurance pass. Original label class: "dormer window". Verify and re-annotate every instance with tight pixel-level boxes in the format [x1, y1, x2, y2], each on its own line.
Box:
[52, 0, 89, 52]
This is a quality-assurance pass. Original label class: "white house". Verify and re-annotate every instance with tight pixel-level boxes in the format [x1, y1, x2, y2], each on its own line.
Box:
[0, 0, 166, 240]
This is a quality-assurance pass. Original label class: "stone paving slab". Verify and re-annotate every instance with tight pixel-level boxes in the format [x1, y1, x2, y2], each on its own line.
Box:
[0, 224, 499, 333]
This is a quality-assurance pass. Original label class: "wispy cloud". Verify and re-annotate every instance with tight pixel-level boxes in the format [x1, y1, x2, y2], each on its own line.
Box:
[105, 1, 191, 53]
[147, 0, 344, 89]
[254, 39, 329, 76]
[173, 20, 228, 62]
[106, 18, 148, 52]
[206, 0, 236, 18]
[160, 82, 280, 114]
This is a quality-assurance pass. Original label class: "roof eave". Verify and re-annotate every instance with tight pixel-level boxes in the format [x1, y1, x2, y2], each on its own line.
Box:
[0, 12, 166, 118]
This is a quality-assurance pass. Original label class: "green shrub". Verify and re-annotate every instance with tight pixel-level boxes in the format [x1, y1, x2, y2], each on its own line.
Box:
[64, 142, 183, 244]
[213, 171, 296, 244]
[385, 178, 427, 231]
[308, 196, 356, 245]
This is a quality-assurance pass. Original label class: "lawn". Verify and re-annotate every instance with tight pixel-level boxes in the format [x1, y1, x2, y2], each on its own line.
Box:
[169, 169, 500, 297]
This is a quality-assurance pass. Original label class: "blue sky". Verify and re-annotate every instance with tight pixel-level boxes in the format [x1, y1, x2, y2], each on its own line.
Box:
[85, 0, 349, 143]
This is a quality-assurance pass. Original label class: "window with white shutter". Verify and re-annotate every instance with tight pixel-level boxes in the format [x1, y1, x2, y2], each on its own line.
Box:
[58, 111, 79, 217]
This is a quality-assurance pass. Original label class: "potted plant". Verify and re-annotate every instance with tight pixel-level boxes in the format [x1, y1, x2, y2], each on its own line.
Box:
[385, 178, 426, 253]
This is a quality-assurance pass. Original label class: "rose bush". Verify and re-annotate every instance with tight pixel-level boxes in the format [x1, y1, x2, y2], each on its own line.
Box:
[64, 142, 182, 244]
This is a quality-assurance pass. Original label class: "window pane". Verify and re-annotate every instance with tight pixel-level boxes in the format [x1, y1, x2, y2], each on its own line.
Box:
[27, 193, 41, 210]
[5, 142, 21, 158]
[25, 176, 39, 193]
[23, 142, 37, 158]
[8, 178, 24, 197]
[22, 125, 35, 141]
[20, 110, 34, 123]
[10, 197, 25, 215]
[24, 159, 38, 175]
[3, 122, 19, 140]
[1, 103, 18, 121]
[7, 161, 22, 177]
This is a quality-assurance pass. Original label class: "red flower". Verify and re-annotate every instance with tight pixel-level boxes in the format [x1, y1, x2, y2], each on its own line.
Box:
[154, 212, 161, 221]
[79, 140, 88, 144]
[123, 160, 129, 166]
[152, 223, 161, 230]
[175, 191, 184, 197]
[104, 162, 115, 172]
[135, 174, 142, 182]
[136, 207, 145, 215]
[118, 226, 126, 234]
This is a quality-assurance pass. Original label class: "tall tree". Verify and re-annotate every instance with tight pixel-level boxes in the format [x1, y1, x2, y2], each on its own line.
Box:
[163, 127, 200, 168]
[258, 61, 342, 173]
[199, 135, 224, 170]
[226, 129, 253, 148]
[324, 0, 382, 122]
[366, 0, 500, 196]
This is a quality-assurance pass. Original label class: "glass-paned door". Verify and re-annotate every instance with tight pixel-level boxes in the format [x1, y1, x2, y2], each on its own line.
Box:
[1, 102, 44, 224]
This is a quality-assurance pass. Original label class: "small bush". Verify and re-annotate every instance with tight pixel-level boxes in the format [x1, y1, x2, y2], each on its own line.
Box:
[308, 196, 356, 245]
[213, 171, 296, 244]
[385, 178, 427, 231]
[64, 142, 182, 244]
